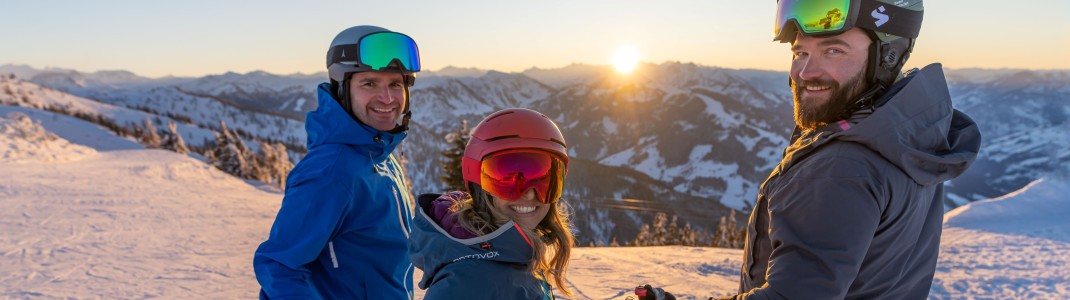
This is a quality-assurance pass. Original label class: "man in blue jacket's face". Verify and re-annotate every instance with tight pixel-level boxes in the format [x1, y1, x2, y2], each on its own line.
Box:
[346, 71, 407, 131]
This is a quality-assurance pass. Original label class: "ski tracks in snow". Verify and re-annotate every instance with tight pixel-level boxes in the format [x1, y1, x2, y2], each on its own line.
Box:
[556, 246, 743, 300]
[0, 150, 281, 299]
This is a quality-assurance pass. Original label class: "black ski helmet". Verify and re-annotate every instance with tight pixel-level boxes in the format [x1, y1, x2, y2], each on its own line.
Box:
[774, 0, 924, 111]
[325, 25, 421, 132]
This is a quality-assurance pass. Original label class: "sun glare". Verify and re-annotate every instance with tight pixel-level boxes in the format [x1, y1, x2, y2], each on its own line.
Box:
[612, 45, 640, 74]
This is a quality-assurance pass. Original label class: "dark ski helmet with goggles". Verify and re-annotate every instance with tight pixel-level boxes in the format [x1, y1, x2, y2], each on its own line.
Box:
[326, 25, 421, 133]
[774, 0, 923, 112]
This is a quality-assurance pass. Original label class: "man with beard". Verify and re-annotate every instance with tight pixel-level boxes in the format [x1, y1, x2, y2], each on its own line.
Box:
[637, 0, 982, 299]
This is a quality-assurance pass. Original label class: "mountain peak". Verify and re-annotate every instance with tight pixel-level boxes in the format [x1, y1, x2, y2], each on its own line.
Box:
[428, 66, 488, 77]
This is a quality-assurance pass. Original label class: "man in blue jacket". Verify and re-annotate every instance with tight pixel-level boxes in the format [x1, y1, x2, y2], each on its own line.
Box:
[254, 25, 421, 299]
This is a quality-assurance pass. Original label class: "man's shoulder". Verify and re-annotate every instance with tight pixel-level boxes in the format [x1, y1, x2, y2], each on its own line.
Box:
[290, 144, 375, 183]
[792, 141, 891, 179]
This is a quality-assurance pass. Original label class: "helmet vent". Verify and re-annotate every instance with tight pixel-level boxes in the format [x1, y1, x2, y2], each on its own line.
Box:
[484, 111, 515, 122]
[486, 135, 520, 142]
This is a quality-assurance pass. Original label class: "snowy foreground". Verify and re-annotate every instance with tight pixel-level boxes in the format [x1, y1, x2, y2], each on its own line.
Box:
[2, 110, 1069, 299]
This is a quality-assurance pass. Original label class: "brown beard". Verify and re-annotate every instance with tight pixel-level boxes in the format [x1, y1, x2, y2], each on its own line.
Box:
[791, 68, 868, 130]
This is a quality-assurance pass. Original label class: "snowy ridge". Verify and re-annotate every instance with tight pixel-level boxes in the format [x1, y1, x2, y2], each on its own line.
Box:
[0, 77, 216, 148]
[0, 112, 95, 163]
[0, 106, 143, 151]
[5, 68, 314, 150]
[90, 85, 306, 146]
[943, 178, 1070, 238]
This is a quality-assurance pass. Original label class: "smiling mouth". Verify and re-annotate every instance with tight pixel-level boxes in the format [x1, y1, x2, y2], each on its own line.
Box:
[805, 85, 831, 91]
[371, 107, 396, 113]
[512, 206, 536, 214]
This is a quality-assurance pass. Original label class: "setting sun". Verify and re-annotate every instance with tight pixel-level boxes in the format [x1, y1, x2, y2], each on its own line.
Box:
[612, 44, 640, 74]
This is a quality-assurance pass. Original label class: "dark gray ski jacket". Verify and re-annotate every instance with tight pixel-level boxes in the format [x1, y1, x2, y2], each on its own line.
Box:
[731, 64, 981, 299]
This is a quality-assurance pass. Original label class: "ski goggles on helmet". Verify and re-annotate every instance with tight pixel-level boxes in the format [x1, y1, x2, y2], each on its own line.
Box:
[480, 149, 563, 204]
[774, 0, 923, 43]
[329, 32, 421, 72]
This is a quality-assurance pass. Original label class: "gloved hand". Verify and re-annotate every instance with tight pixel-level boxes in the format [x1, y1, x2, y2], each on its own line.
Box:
[633, 284, 676, 300]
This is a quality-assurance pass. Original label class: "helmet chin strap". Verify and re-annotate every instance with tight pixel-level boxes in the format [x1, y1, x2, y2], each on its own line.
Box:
[387, 75, 411, 134]
[335, 78, 359, 122]
[840, 32, 914, 119]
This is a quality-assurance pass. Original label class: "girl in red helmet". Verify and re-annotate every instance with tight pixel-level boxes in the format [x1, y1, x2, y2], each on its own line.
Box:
[409, 108, 575, 299]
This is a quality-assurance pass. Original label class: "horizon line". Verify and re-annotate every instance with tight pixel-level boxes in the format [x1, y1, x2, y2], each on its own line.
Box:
[3, 61, 1069, 80]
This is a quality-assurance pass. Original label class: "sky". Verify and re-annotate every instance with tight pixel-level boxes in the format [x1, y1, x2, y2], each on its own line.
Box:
[2, 0, 1068, 78]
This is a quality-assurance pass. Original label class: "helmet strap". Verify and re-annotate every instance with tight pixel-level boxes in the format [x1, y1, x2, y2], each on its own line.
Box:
[844, 31, 913, 117]
[387, 75, 412, 134]
[335, 77, 359, 122]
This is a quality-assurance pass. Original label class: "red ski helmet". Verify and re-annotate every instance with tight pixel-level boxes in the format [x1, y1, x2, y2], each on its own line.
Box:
[462, 108, 569, 202]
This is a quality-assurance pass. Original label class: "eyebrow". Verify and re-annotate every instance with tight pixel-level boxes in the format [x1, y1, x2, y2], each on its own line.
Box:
[357, 77, 402, 82]
[791, 38, 853, 51]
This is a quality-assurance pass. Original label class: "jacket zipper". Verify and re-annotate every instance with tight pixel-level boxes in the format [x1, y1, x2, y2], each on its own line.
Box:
[328, 241, 339, 269]
[393, 186, 410, 239]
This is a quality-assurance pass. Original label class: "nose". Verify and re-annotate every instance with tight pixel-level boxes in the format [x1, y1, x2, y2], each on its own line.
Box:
[374, 86, 401, 104]
[519, 189, 538, 203]
[793, 56, 825, 82]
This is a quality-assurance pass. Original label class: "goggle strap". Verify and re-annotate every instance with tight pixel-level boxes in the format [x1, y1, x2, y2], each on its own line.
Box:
[856, 1, 923, 39]
[329, 44, 362, 65]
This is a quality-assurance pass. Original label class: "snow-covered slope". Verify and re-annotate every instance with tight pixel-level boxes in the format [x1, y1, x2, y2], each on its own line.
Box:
[931, 178, 1070, 299]
[0, 112, 282, 298]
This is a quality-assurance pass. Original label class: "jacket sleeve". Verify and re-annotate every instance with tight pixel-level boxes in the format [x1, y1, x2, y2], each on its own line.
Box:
[738, 158, 883, 299]
[253, 172, 353, 299]
[422, 261, 481, 300]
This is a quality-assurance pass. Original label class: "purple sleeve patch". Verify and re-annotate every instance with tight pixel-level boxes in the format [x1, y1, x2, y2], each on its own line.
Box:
[430, 191, 480, 239]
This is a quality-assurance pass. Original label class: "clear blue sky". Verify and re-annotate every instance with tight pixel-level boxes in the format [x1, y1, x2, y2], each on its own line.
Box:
[2, 0, 1067, 78]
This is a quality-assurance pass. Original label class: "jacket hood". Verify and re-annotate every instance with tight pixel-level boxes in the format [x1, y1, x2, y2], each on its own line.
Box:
[410, 193, 535, 290]
[828, 64, 981, 185]
[305, 83, 406, 161]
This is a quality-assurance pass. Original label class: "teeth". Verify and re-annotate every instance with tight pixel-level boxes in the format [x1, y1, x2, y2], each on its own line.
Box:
[512, 206, 536, 214]
[371, 108, 394, 113]
[806, 85, 830, 91]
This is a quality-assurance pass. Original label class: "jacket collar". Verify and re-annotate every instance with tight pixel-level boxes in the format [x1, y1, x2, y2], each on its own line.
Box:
[777, 64, 981, 185]
[305, 83, 406, 162]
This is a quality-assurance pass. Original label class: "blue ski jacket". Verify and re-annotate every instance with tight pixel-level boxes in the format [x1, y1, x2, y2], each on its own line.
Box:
[410, 193, 555, 300]
[254, 83, 414, 300]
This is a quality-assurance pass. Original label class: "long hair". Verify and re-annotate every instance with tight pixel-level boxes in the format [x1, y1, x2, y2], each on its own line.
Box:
[452, 158, 574, 297]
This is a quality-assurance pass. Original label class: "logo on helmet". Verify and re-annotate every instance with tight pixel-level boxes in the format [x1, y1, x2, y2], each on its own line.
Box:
[872, 6, 890, 27]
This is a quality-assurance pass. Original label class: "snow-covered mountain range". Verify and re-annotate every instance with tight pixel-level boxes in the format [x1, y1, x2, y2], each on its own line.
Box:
[3, 63, 1066, 245]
